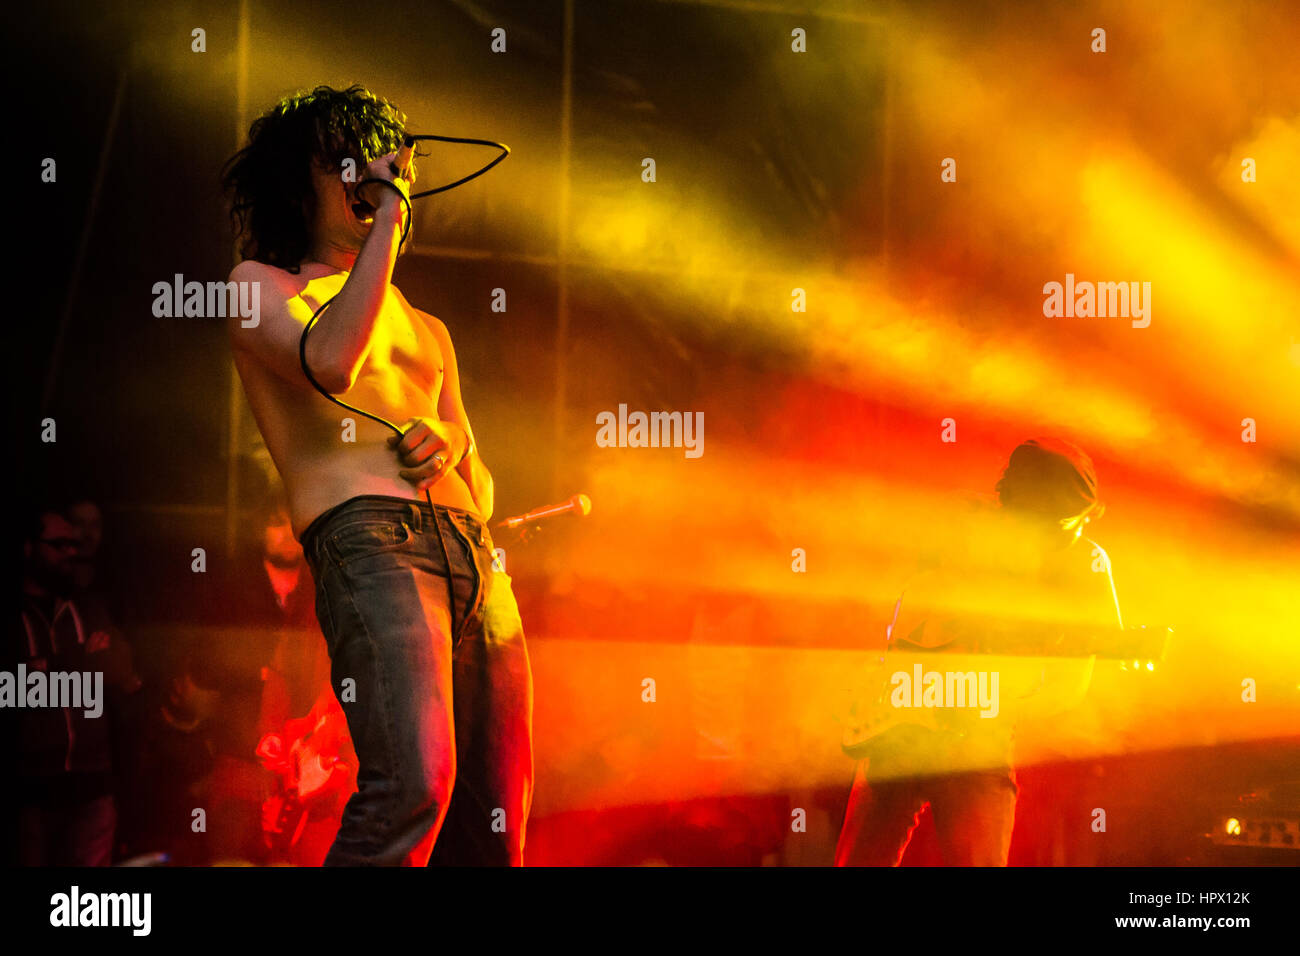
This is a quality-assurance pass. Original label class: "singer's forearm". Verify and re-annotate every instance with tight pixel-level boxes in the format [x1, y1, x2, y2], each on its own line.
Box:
[433, 419, 494, 520]
[303, 204, 404, 393]
[439, 421, 493, 522]
[457, 450, 494, 522]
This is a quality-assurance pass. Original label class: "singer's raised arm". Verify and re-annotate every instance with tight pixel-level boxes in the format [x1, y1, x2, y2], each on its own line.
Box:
[228, 152, 409, 394]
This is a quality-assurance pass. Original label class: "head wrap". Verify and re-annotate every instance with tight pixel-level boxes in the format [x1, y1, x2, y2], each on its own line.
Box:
[995, 437, 1102, 520]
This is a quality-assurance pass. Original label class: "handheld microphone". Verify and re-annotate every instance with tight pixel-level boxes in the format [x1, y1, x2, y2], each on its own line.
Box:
[353, 136, 417, 222]
[389, 135, 416, 180]
[498, 494, 592, 530]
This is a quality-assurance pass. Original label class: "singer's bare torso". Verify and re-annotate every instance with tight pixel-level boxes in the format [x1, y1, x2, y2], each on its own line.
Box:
[231, 261, 478, 538]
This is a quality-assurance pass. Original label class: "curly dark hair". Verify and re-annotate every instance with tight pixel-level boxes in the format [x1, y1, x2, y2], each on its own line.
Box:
[221, 85, 412, 270]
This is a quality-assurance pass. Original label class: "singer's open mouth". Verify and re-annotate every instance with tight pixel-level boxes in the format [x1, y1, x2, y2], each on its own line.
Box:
[350, 199, 375, 224]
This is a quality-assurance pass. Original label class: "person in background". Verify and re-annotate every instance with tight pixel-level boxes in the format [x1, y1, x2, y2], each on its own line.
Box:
[249, 485, 356, 865]
[835, 438, 1122, 866]
[10, 500, 140, 865]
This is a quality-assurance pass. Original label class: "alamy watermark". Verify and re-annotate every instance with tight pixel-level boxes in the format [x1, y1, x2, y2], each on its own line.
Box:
[1, 666, 103, 717]
[152, 274, 260, 327]
[50, 886, 151, 936]
[596, 403, 703, 459]
[1043, 273, 1151, 328]
[890, 663, 1000, 718]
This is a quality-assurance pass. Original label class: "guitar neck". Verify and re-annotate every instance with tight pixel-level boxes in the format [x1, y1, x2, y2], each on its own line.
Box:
[901, 619, 1169, 660]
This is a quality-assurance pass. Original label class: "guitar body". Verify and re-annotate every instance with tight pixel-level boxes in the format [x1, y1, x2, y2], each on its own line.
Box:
[838, 663, 941, 760]
[257, 710, 352, 854]
[836, 625, 1170, 759]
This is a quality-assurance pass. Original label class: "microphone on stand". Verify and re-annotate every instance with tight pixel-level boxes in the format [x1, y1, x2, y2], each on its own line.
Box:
[497, 494, 592, 531]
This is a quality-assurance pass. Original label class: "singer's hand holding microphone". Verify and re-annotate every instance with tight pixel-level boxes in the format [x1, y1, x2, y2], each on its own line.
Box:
[352, 137, 416, 226]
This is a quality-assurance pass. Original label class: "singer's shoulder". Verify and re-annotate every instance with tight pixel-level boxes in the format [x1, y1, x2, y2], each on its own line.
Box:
[229, 258, 304, 295]
[229, 258, 268, 282]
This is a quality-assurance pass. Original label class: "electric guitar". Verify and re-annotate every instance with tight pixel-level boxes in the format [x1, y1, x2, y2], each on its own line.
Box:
[836, 623, 1171, 760]
[256, 709, 352, 854]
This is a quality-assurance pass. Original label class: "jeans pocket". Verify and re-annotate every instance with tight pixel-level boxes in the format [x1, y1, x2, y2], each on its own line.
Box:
[328, 519, 414, 568]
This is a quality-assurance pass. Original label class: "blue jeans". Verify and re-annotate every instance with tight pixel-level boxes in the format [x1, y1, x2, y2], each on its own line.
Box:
[301, 496, 533, 866]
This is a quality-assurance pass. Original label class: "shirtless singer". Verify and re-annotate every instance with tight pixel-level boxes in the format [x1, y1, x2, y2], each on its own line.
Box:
[222, 85, 532, 865]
